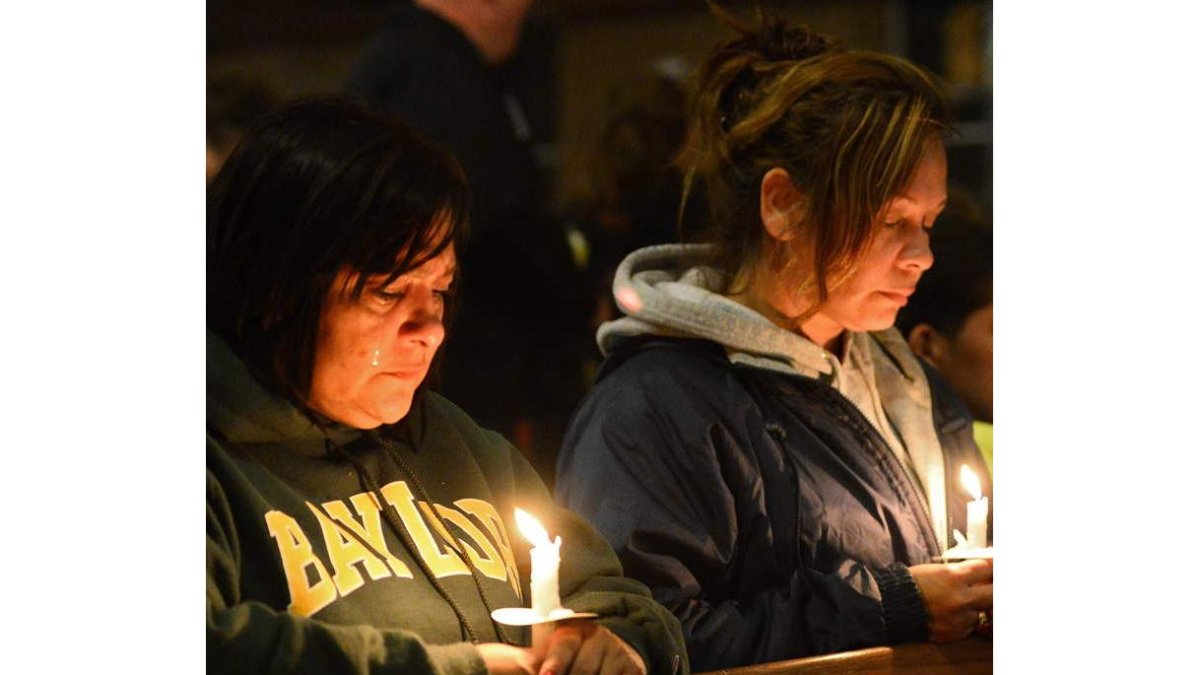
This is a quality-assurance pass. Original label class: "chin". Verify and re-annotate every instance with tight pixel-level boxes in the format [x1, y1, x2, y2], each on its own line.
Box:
[376, 399, 414, 425]
[866, 309, 902, 331]
[848, 316, 899, 334]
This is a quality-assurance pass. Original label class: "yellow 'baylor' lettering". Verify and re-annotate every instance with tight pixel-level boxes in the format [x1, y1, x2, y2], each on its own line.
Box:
[379, 482, 470, 578]
[346, 493, 415, 579]
[264, 483, 520, 613]
[454, 498, 522, 597]
[307, 496, 414, 597]
[264, 510, 338, 617]
[433, 504, 508, 583]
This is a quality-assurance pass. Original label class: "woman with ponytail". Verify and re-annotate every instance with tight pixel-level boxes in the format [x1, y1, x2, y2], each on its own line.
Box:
[555, 7, 992, 670]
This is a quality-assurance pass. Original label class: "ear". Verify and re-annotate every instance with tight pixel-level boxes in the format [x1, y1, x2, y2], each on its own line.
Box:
[759, 168, 805, 243]
[907, 323, 949, 370]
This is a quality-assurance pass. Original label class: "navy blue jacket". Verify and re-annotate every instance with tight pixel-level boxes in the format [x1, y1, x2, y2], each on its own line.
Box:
[555, 337, 989, 670]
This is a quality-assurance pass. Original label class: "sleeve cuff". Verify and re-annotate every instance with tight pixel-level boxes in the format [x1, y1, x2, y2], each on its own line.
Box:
[871, 563, 929, 645]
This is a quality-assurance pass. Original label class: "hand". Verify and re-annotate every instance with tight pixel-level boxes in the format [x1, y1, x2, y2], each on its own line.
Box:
[478, 643, 539, 675]
[539, 620, 646, 675]
[909, 558, 993, 643]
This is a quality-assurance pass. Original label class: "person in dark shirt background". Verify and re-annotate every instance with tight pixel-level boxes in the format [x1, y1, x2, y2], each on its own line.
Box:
[206, 70, 279, 183]
[897, 205, 993, 474]
[345, 0, 591, 483]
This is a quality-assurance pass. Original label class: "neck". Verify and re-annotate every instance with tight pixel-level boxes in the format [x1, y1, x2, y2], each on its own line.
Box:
[798, 314, 846, 354]
[724, 265, 849, 353]
[728, 263, 846, 353]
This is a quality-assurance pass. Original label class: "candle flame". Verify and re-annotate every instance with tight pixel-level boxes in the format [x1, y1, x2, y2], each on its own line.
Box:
[514, 508, 551, 546]
[960, 465, 982, 501]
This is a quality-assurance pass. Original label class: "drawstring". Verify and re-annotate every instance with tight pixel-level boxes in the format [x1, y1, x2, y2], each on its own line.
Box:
[368, 430, 513, 643]
[323, 436, 481, 643]
[321, 432, 514, 645]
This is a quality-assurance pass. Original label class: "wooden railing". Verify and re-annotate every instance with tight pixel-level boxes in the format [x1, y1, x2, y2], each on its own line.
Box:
[695, 637, 992, 675]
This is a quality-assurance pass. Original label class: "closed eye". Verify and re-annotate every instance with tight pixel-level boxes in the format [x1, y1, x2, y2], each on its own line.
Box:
[373, 290, 405, 307]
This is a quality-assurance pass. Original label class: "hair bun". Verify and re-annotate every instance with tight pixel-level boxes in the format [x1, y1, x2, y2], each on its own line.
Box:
[755, 17, 838, 62]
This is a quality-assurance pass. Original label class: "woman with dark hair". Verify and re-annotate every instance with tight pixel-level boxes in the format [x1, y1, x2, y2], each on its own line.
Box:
[207, 97, 685, 675]
[555, 9, 992, 671]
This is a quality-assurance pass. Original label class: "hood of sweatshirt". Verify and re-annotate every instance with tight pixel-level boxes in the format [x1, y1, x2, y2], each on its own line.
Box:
[598, 244, 842, 377]
[206, 330, 360, 455]
[599, 244, 931, 382]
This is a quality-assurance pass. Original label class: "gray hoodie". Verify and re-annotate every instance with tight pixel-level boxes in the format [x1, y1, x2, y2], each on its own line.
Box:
[599, 244, 949, 551]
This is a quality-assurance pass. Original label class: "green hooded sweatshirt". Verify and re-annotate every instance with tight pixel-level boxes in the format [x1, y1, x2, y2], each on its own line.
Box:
[207, 331, 687, 674]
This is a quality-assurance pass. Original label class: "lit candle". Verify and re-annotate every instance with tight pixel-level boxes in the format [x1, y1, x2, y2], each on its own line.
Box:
[514, 508, 562, 617]
[960, 465, 989, 550]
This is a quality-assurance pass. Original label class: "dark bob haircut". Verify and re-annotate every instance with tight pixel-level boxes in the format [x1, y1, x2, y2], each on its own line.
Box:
[207, 96, 470, 407]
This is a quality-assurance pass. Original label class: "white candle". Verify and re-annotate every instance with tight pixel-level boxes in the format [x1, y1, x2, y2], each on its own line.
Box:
[515, 508, 562, 617]
[960, 465, 989, 549]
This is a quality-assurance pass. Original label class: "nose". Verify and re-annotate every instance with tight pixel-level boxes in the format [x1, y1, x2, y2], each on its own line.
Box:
[399, 296, 445, 348]
[901, 227, 934, 273]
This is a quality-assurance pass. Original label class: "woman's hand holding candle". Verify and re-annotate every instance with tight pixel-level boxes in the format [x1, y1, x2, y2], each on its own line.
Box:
[538, 620, 646, 675]
[476, 624, 646, 675]
[910, 559, 994, 642]
[494, 510, 645, 674]
[477, 643, 539, 675]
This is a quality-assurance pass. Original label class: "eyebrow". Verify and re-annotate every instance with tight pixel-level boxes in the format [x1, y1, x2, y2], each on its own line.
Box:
[893, 195, 948, 210]
[378, 263, 458, 286]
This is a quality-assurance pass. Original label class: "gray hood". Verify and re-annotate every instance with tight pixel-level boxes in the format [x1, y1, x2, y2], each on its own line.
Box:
[599, 244, 840, 379]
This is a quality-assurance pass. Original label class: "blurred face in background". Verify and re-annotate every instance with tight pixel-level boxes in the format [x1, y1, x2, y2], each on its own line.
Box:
[917, 302, 993, 423]
[307, 242, 456, 429]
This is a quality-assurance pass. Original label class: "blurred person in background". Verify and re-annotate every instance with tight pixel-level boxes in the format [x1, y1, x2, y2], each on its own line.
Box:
[207, 96, 685, 675]
[897, 206, 993, 475]
[206, 70, 279, 183]
[570, 58, 699, 336]
[555, 7, 991, 670]
[345, 0, 591, 484]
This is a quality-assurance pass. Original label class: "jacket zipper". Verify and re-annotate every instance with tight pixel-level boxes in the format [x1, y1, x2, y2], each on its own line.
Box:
[735, 361, 944, 561]
[809, 382, 944, 560]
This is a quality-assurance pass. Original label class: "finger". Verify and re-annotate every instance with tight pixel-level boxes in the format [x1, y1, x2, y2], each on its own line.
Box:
[954, 609, 979, 640]
[597, 635, 639, 675]
[557, 618, 598, 638]
[540, 625, 584, 675]
[930, 609, 977, 643]
[565, 627, 607, 675]
[478, 644, 539, 675]
[599, 648, 627, 675]
[955, 558, 993, 584]
[965, 583, 993, 609]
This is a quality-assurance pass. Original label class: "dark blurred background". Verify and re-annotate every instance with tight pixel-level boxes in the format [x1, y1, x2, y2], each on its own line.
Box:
[208, 0, 991, 216]
[209, 0, 992, 481]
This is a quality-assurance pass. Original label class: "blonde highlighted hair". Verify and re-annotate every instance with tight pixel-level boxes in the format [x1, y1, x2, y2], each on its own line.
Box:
[680, 2, 948, 306]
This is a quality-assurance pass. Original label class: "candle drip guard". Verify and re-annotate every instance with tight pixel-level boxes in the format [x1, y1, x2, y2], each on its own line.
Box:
[491, 607, 599, 626]
[935, 529, 995, 562]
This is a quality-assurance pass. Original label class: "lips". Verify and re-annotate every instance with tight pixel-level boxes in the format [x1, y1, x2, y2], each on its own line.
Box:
[382, 364, 429, 379]
[878, 289, 915, 304]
